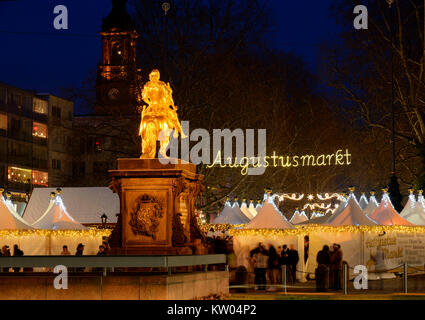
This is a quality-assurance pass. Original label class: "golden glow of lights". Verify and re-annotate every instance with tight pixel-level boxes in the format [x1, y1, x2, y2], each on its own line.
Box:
[138, 69, 185, 158]
[0, 229, 112, 238]
[228, 225, 425, 237]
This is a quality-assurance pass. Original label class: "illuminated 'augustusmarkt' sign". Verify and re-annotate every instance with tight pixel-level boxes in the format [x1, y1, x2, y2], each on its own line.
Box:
[206, 149, 352, 175]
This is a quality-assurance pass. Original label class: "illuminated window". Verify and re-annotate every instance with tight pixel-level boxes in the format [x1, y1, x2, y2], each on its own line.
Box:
[0, 113, 7, 131]
[32, 122, 47, 138]
[8, 167, 32, 184]
[33, 98, 48, 114]
[32, 170, 48, 186]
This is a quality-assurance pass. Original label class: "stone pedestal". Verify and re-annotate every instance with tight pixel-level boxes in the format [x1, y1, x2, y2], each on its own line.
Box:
[109, 158, 204, 255]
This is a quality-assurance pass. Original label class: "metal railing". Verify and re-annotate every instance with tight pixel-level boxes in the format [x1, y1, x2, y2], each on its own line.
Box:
[0, 254, 226, 275]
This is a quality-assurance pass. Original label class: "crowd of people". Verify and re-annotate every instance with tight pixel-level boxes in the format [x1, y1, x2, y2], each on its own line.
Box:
[249, 242, 299, 291]
[0, 242, 109, 273]
[315, 243, 344, 291]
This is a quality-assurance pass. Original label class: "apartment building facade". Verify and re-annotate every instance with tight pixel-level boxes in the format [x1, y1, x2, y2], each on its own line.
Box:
[0, 82, 74, 211]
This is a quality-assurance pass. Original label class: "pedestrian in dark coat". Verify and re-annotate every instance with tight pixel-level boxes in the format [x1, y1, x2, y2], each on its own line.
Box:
[12, 244, 24, 273]
[288, 244, 299, 283]
[330, 244, 343, 290]
[315, 245, 331, 292]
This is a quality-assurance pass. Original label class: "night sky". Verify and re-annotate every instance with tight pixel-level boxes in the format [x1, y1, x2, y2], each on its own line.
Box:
[0, 0, 338, 108]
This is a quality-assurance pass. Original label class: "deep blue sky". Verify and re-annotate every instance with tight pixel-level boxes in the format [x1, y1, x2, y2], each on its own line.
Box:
[0, 0, 339, 97]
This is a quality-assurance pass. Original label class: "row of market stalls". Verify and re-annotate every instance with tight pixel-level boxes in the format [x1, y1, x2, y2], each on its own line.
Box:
[211, 189, 425, 281]
[0, 187, 119, 255]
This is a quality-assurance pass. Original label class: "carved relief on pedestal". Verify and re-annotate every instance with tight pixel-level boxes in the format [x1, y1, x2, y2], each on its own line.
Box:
[109, 178, 122, 197]
[129, 194, 163, 240]
[172, 212, 187, 246]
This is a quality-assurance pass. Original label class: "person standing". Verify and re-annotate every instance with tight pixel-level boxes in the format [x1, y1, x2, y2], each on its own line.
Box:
[75, 243, 85, 272]
[97, 245, 106, 256]
[252, 245, 268, 290]
[315, 245, 331, 292]
[288, 244, 299, 283]
[279, 245, 292, 284]
[267, 244, 279, 291]
[330, 244, 343, 291]
[12, 244, 24, 273]
[2, 246, 10, 272]
[61, 245, 71, 255]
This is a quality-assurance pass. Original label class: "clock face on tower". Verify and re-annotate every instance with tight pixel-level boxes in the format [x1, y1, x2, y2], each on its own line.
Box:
[108, 87, 120, 100]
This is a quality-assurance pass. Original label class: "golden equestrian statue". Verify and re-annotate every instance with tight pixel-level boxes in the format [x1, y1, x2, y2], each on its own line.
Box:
[138, 69, 185, 158]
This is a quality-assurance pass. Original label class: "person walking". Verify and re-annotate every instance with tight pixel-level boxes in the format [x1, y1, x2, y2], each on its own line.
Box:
[315, 245, 331, 292]
[330, 243, 343, 291]
[288, 244, 299, 283]
[12, 244, 24, 273]
[252, 245, 268, 291]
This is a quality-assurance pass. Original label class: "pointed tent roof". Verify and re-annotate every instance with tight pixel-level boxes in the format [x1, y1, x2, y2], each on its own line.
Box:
[326, 193, 378, 226]
[359, 193, 369, 210]
[240, 200, 254, 220]
[371, 192, 414, 226]
[298, 212, 332, 225]
[248, 200, 258, 218]
[364, 193, 379, 216]
[332, 195, 348, 218]
[290, 209, 308, 224]
[212, 200, 250, 224]
[255, 200, 262, 213]
[245, 195, 293, 229]
[0, 196, 33, 230]
[400, 191, 425, 225]
[32, 193, 87, 230]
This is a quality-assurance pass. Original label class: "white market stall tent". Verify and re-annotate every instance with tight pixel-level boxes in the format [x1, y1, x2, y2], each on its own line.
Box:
[326, 193, 378, 226]
[248, 200, 258, 218]
[240, 200, 254, 220]
[31, 193, 87, 230]
[232, 195, 306, 281]
[359, 193, 369, 210]
[370, 192, 413, 226]
[0, 190, 110, 256]
[24, 187, 119, 224]
[290, 209, 308, 224]
[364, 192, 379, 216]
[211, 200, 250, 225]
[400, 190, 425, 225]
[0, 195, 33, 230]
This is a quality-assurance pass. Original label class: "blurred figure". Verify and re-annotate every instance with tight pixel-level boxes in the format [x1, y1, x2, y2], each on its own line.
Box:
[97, 245, 106, 256]
[2, 246, 10, 272]
[315, 245, 331, 292]
[75, 243, 85, 272]
[13, 244, 24, 273]
[288, 244, 299, 283]
[266, 244, 279, 291]
[252, 245, 268, 290]
[61, 245, 71, 255]
[330, 244, 343, 291]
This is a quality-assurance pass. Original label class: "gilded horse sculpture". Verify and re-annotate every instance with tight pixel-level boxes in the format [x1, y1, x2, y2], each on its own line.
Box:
[138, 69, 185, 158]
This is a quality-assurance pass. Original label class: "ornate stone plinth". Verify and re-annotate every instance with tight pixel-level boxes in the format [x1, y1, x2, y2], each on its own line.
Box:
[108, 158, 205, 255]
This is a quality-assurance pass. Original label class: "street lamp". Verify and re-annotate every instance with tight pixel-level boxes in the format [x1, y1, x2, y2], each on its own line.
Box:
[101, 213, 108, 226]
[386, 0, 403, 212]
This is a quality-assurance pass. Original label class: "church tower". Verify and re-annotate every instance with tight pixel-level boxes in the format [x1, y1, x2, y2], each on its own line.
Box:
[96, 0, 141, 115]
